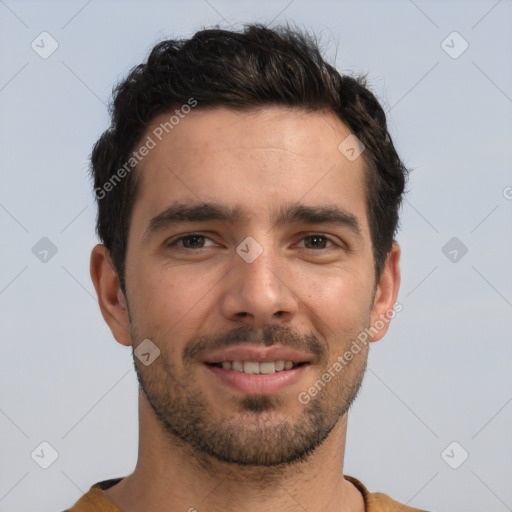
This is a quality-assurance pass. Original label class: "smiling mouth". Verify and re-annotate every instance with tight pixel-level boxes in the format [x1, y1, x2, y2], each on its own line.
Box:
[205, 360, 309, 374]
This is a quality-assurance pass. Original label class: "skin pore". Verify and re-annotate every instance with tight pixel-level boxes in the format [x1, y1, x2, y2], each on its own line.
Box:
[90, 106, 401, 512]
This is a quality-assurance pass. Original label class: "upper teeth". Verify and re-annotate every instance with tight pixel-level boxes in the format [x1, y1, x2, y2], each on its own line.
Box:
[220, 360, 295, 374]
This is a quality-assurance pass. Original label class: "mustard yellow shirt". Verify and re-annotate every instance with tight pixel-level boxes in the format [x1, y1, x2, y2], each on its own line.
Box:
[65, 476, 430, 511]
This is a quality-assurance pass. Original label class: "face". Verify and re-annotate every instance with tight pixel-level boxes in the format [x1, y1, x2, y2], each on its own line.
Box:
[95, 106, 400, 467]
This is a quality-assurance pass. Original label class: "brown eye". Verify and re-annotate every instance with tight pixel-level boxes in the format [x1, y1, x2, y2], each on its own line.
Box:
[301, 235, 333, 249]
[167, 234, 216, 249]
[179, 235, 206, 248]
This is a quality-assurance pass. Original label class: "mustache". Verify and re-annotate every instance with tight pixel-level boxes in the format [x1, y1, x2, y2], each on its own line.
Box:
[183, 324, 326, 363]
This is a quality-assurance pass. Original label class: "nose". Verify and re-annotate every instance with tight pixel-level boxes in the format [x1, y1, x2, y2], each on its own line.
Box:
[219, 246, 299, 328]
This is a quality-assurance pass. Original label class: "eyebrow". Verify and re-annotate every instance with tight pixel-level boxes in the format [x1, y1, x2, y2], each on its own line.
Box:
[272, 203, 362, 237]
[144, 202, 245, 240]
[143, 201, 362, 239]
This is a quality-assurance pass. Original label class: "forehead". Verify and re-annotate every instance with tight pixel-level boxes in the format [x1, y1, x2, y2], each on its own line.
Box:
[130, 106, 369, 235]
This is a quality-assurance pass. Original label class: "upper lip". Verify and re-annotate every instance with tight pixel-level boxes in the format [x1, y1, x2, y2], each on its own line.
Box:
[201, 345, 313, 364]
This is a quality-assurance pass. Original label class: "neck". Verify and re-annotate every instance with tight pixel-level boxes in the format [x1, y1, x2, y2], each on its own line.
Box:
[104, 392, 365, 512]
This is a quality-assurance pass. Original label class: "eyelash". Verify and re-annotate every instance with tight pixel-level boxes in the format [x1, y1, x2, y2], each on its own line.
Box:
[167, 233, 338, 250]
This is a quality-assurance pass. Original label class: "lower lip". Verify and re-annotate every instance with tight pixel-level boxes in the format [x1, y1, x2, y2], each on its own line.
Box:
[203, 364, 310, 395]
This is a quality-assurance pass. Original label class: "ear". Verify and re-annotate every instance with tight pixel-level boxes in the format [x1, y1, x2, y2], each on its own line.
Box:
[90, 244, 132, 347]
[368, 242, 401, 342]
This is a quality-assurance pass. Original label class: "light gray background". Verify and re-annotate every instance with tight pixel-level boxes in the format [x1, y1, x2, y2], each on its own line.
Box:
[1, 1, 511, 511]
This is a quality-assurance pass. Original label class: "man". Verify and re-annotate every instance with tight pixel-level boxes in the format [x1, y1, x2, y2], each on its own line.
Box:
[66, 24, 430, 512]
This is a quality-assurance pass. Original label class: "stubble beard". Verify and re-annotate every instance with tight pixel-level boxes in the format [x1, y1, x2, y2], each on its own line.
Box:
[131, 322, 369, 470]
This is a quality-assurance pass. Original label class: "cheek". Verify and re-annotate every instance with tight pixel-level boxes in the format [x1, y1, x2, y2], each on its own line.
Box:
[128, 259, 221, 337]
[298, 267, 373, 336]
